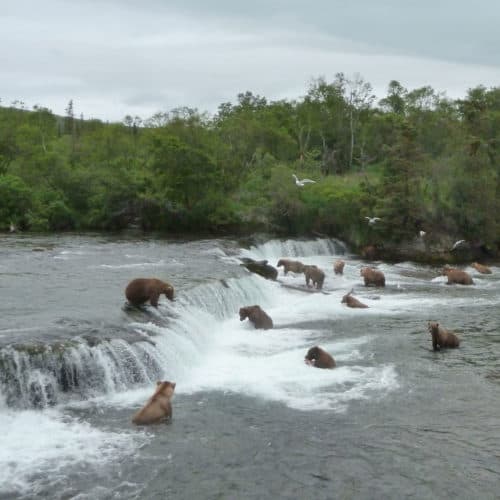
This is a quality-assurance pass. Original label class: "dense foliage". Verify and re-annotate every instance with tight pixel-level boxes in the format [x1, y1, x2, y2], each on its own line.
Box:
[1, 74, 499, 253]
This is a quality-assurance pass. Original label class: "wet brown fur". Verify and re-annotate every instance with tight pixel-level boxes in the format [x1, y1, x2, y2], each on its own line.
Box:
[276, 258, 305, 275]
[428, 322, 460, 350]
[303, 265, 325, 290]
[472, 262, 492, 274]
[239, 305, 274, 330]
[334, 259, 345, 275]
[441, 267, 474, 285]
[125, 278, 174, 307]
[132, 381, 176, 425]
[341, 291, 368, 308]
[304, 346, 336, 369]
[360, 267, 385, 287]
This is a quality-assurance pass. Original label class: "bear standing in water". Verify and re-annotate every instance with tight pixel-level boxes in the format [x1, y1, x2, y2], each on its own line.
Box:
[334, 259, 345, 275]
[303, 265, 325, 290]
[360, 266, 385, 287]
[341, 290, 368, 308]
[304, 346, 336, 369]
[239, 305, 274, 330]
[472, 262, 492, 275]
[441, 267, 473, 285]
[428, 322, 460, 350]
[276, 258, 305, 275]
[125, 278, 174, 307]
[132, 381, 176, 425]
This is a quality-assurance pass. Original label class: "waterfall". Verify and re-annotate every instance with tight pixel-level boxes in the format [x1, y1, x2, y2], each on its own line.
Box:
[0, 274, 276, 409]
[240, 237, 347, 261]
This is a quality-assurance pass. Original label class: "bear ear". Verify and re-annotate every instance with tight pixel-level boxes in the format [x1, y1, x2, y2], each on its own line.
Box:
[156, 381, 162, 386]
[171, 382, 176, 390]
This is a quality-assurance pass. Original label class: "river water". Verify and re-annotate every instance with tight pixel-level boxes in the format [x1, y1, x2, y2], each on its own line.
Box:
[0, 234, 499, 500]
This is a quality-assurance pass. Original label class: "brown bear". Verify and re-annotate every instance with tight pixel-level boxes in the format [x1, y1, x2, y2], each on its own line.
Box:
[341, 290, 368, 308]
[441, 267, 473, 285]
[132, 380, 176, 425]
[360, 266, 385, 287]
[428, 322, 460, 350]
[276, 258, 305, 275]
[361, 245, 379, 260]
[304, 346, 336, 369]
[239, 305, 274, 330]
[334, 259, 345, 275]
[125, 278, 174, 307]
[304, 265, 325, 289]
[472, 262, 492, 274]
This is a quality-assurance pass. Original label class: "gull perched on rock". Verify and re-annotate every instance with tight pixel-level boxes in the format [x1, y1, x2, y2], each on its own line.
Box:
[451, 239, 467, 251]
[292, 174, 316, 187]
[365, 216, 382, 226]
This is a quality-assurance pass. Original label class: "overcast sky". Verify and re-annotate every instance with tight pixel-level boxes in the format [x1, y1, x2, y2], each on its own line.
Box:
[2, 0, 499, 121]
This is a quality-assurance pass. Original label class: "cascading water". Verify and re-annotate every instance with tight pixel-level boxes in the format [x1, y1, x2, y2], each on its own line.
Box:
[0, 269, 277, 409]
[2, 235, 499, 500]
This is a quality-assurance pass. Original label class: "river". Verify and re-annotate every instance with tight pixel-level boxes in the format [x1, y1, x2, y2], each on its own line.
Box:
[0, 233, 499, 499]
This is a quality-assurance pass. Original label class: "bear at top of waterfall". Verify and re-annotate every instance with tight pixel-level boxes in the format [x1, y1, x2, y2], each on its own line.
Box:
[360, 266, 385, 287]
[132, 380, 176, 425]
[303, 265, 325, 290]
[334, 259, 345, 275]
[427, 322, 460, 351]
[125, 278, 174, 307]
[471, 262, 492, 275]
[239, 305, 274, 330]
[304, 346, 336, 369]
[276, 258, 306, 275]
[441, 267, 474, 285]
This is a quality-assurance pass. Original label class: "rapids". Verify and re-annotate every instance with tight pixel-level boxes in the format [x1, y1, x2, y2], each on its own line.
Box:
[0, 234, 499, 499]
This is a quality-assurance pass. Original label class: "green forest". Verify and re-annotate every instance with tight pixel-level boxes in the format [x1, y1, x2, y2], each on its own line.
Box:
[1, 74, 499, 256]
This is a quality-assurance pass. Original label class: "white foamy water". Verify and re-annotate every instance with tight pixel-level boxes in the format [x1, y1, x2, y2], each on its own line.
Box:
[0, 409, 146, 496]
[2, 236, 498, 498]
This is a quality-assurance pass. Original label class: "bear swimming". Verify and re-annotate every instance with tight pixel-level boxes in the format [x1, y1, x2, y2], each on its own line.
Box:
[125, 278, 174, 307]
[360, 266, 385, 287]
[276, 258, 305, 275]
[334, 259, 345, 275]
[239, 305, 274, 330]
[428, 322, 460, 350]
[132, 381, 176, 425]
[471, 262, 492, 275]
[304, 346, 336, 369]
[341, 290, 368, 308]
[303, 265, 325, 290]
[441, 267, 473, 285]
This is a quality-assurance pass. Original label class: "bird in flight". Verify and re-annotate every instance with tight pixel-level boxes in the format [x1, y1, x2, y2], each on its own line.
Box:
[451, 239, 467, 251]
[292, 174, 316, 187]
[365, 216, 382, 225]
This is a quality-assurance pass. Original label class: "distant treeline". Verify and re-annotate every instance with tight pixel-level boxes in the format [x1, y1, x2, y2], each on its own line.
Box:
[0, 74, 499, 252]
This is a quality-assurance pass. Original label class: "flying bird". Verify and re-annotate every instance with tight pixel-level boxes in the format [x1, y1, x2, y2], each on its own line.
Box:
[451, 239, 467, 251]
[292, 174, 316, 187]
[365, 217, 381, 225]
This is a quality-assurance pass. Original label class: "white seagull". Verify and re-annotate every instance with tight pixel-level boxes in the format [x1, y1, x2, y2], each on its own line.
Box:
[419, 230, 426, 238]
[292, 174, 316, 187]
[9, 221, 16, 233]
[451, 239, 467, 251]
[365, 216, 382, 225]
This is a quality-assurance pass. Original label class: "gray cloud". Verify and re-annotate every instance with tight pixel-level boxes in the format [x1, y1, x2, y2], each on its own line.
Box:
[2, 0, 499, 121]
